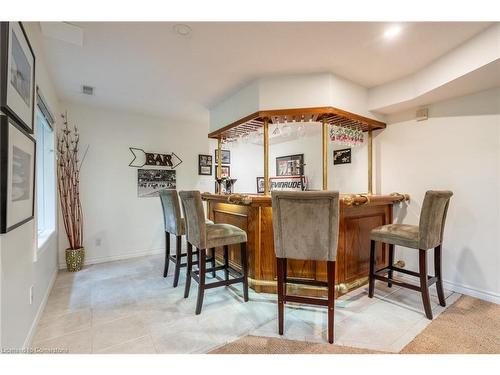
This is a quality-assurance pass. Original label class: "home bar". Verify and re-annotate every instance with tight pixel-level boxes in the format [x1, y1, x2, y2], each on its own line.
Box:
[12, 19, 500, 357]
[202, 77, 411, 297]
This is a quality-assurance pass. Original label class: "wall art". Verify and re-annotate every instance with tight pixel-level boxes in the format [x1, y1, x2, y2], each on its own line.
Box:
[0, 22, 36, 133]
[276, 154, 304, 176]
[129, 147, 182, 168]
[198, 154, 212, 175]
[137, 168, 176, 198]
[256, 177, 265, 193]
[0, 115, 36, 233]
[214, 149, 230, 164]
[333, 148, 351, 165]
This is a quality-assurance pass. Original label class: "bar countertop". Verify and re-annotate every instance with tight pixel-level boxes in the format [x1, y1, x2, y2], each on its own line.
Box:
[201, 192, 410, 208]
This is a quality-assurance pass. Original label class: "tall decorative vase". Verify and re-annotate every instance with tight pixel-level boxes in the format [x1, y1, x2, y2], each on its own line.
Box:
[65, 247, 85, 272]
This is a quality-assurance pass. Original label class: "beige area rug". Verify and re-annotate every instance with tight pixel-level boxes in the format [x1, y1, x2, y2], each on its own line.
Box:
[210, 296, 500, 354]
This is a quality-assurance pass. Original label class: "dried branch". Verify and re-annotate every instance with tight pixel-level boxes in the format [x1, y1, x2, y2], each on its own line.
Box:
[57, 112, 87, 250]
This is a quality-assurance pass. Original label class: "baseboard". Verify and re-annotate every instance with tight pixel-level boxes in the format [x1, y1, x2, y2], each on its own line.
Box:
[58, 248, 164, 270]
[442, 280, 500, 304]
[23, 269, 58, 348]
[395, 272, 500, 305]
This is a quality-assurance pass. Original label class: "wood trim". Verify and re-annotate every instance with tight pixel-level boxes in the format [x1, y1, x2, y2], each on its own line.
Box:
[208, 106, 386, 139]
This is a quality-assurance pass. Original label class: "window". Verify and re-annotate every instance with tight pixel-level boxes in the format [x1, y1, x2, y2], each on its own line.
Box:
[36, 91, 56, 248]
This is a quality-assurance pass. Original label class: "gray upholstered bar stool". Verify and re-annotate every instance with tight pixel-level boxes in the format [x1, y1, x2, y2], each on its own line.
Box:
[159, 190, 214, 287]
[369, 190, 453, 320]
[272, 191, 340, 344]
[179, 191, 249, 315]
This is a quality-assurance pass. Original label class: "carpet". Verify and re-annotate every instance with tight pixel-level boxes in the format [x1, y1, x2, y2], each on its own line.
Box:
[210, 296, 500, 354]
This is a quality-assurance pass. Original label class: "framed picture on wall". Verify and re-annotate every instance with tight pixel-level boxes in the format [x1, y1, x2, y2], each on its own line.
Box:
[198, 154, 212, 175]
[333, 148, 351, 165]
[0, 115, 36, 233]
[0, 22, 36, 134]
[137, 169, 176, 198]
[215, 149, 230, 164]
[220, 165, 230, 178]
[256, 177, 265, 193]
[276, 154, 304, 176]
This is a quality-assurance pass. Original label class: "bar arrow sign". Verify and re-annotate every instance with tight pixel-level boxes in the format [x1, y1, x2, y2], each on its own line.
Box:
[129, 147, 183, 169]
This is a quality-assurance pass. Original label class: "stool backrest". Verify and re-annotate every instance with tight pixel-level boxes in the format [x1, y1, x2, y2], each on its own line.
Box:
[419, 190, 453, 250]
[271, 191, 340, 261]
[179, 191, 207, 249]
[159, 190, 183, 235]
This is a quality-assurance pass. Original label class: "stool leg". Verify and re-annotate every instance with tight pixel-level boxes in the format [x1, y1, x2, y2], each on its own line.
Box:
[388, 243, 394, 288]
[282, 258, 288, 298]
[241, 242, 249, 302]
[195, 249, 207, 315]
[210, 248, 216, 278]
[419, 249, 433, 320]
[368, 240, 376, 298]
[184, 243, 193, 298]
[327, 260, 336, 344]
[223, 245, 229, 281]
[173, 235, 182, 287]
[434, 245, 446, 307]
[163, 232, 170, 278]
[277, 257, 285, 335]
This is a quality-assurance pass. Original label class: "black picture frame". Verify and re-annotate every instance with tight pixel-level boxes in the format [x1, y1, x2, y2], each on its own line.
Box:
[220, 165, 230, 178]
[256, 177, 265, 193]
[276, 154, 304, 176]
[198, 154, 212, 176]
[214, 149, 230, 164]
[0, 115, 36, 233]
[0, 22, 36, 134]
[333, 148, 351, 165]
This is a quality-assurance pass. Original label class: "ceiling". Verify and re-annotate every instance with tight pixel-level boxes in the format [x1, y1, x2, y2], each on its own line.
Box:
[40, 22, 493, 122]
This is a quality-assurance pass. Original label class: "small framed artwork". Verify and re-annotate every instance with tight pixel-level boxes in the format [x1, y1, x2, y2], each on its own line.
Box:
[256, 177, 265, 193]
[215, 149, 230, 164]
[198, 154, 212, 175]
[220, 165, 230, 178]
[137, 169, 176, 198]
[333, 148, 351, 165]
[276, 154, 304, 176]
[0, 22, 36, 134]
[0, 115, 36, 233]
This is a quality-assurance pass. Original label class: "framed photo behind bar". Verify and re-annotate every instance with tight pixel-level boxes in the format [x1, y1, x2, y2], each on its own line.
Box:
[0, 115, 36, 233]
[198, 154, 212, 175]
[214, 149, 230, 164]
[276, 154, 304, 176]
[0, 22, 36, 133]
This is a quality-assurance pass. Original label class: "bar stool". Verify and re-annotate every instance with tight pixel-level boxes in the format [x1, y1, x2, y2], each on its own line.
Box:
[179, 191, 249, 315]
[368, 190, 453, 320]
[271, 191, 340, 344]
[159, 190, 214, 287]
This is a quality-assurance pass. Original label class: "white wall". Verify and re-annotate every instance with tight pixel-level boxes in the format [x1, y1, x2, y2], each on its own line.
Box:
[57, 103, 211, 266]
[0, 22, 61, 348]
[376, 88, 500, 303]
[208, 139, 264, 194]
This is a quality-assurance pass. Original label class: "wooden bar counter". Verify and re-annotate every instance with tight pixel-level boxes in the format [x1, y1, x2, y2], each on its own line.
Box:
[202, 192, 409, 296]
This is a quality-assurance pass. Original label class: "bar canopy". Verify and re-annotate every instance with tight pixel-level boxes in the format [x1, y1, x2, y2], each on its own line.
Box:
[208, 106, 386, 139]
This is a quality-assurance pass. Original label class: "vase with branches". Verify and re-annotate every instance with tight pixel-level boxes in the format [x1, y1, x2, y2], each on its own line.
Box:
[57, 112, 88, 272]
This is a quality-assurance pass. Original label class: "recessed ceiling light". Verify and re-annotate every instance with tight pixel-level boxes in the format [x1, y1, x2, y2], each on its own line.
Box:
[173, 24, 192, 37]
[384, 25, 402, 39]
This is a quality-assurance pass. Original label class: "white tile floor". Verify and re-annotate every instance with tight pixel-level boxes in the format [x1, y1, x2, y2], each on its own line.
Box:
[31, 254, 460, 353]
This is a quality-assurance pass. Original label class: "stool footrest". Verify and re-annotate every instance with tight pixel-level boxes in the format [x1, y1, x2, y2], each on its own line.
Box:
[284, 294, 329, 307]
[285, 278, 328, 287]
[205, 277, 245, 290]
[374, 266, 438, 286]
